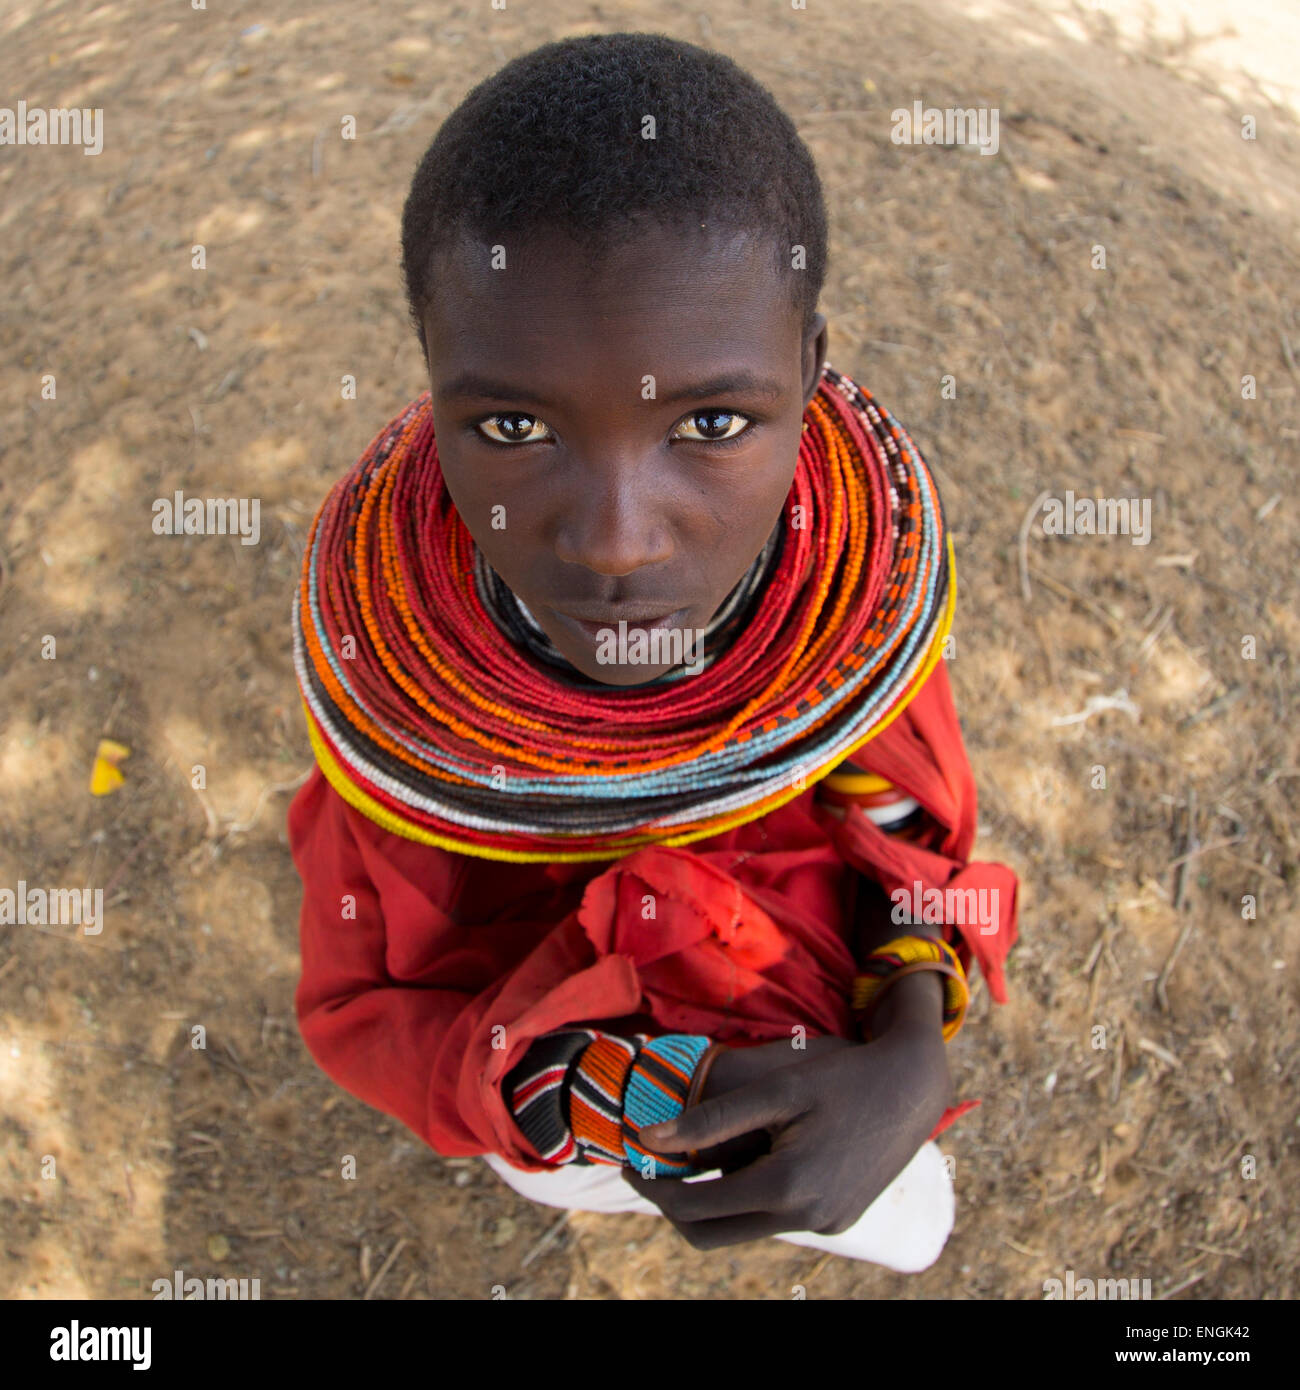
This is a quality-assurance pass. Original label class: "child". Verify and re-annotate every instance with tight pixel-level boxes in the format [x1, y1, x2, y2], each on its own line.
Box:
[288, 32, 1020, 1273]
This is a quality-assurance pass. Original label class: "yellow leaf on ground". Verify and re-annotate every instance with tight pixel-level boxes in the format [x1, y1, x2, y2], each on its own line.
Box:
[89, 738, 131, 795]
[90, 761, 124, 795]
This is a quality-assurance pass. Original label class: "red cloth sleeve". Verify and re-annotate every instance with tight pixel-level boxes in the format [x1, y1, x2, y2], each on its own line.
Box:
[820, 659, 1022, 1139]
[288, 767, 647, 1171]
[288, 768, 480, 1150]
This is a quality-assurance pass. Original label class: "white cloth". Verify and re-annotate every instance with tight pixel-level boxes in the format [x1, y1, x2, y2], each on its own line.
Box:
[482, 1139, 954, 1271]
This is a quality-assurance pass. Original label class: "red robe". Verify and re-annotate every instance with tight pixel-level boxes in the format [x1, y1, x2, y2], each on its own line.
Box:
[288, 661, 1020, 1172]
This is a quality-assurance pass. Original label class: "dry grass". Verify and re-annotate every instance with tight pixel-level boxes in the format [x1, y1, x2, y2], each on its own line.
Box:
[0, 0, 1295, 1299]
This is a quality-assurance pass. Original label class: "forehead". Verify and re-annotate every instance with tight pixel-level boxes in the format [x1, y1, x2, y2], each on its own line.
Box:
[423, 221, 801, 389]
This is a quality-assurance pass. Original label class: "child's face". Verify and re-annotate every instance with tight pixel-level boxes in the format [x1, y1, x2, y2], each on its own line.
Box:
[422, 219, 827, 685]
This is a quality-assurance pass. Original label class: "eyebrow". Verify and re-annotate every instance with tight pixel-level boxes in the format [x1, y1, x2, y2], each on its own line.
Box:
[437, 369, 786, 407]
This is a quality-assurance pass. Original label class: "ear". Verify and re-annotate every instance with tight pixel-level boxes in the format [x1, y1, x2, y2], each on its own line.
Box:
[801, 312, 829, 410]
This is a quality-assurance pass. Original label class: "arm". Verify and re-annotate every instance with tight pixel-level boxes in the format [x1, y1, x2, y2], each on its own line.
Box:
[850, 873, 949, 1044]
[289, 769, 659, 1171]
[623, 827, 963, 1244]
[289, 769, 480, 1151]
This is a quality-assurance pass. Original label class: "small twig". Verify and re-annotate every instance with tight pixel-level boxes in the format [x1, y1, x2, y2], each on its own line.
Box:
[1173, 787, 1197, 911]
[99, 839, 150, 900]
[1132, 1159, 1177, 1180]
[1137, 1036, 1180, 1069]
[1229, 853, 1286, 881]
[222, 768, 312, 838]
[1050, 690, 1140, 727]
[797, 1251, 836, 1285]
[1135, 605, 1175, 663]
[1081, 923, 1109, 977]
[1213, 1138, 1246, 1172]
[223, 1039, 258, 1085]
[519, 1211, 571, 1270]
[188, 769, 312, 844]
[99, 690, 127, 738]
[1031, 613, 1058, 686]
[1155, 921, 1194, 1014]
[1018, 490, 1053, 602]
[1044, 1183, 1083, 1205]
[1026, 562, 1125, 636]
[1158, 1270, 1207, 1300]
[208, 365, 244, 401]
[1178, 687, 1244, 730]
[205, 1041, 262, 1097]
[1088, 1137, 1108, 1197]
[363, 1238, 409, 1300]
[999, 1235, 1045, 1258]
[311, 125, 328, 179]
[192, 785, 221, 839]
[281, 1233, 308, 1265]
[1101, 931, 1121, 976]
[1166, 835, 1245, 872]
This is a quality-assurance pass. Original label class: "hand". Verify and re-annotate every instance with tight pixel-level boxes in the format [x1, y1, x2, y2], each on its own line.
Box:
[621, 1021, 952, 1250]
[664, 1036, 855, 1175]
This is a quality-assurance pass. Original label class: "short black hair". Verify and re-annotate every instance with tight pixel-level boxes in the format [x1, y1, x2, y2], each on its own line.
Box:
[400, 32, 828, 359]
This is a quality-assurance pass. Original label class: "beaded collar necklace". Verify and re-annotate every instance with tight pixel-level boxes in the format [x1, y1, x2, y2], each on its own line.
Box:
[292, 363, 955, 861]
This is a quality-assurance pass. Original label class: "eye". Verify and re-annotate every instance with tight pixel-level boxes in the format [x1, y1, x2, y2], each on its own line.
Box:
[672, 410, 753, 445]
[476, 413, 554, 445]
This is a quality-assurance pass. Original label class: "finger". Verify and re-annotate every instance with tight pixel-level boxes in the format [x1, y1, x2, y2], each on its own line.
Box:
[696, 1127, 772, 1175]
[637, 1074, 805, 1154]
[622, 1151, 798, 1225]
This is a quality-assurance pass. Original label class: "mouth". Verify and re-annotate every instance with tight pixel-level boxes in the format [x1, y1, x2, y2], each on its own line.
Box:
[552, 607, 689, 643]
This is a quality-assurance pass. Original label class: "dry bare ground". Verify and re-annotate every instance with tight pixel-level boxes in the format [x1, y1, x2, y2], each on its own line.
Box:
[0, 0, 1296, 1299]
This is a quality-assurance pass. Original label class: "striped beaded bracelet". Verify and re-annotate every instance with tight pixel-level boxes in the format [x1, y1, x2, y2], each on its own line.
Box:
[568, 1032, 644, 1167]
[851, 934, 969, 1043]
[621, 1033, 714, 1178]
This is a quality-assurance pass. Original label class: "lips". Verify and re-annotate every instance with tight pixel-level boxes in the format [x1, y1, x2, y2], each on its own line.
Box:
[553, 607, 688, 641]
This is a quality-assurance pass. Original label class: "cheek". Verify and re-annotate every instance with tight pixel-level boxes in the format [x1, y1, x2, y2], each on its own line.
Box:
[437, 455, 540, 581]
[437, 452, 495, 528]
[723, 439, 801, 525]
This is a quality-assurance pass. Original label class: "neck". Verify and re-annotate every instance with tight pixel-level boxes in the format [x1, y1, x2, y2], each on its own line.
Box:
[476, 519, 784, 689]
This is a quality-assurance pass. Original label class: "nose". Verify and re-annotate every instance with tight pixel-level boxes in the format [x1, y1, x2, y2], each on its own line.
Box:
[552, 466, 673, 576]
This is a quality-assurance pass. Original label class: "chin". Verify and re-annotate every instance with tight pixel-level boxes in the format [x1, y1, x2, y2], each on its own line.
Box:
[568, 657, 676, 687]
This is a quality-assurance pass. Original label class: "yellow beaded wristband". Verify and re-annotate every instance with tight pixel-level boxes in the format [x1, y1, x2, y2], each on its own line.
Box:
[851, 934, 969, 1042]
[820, 768, 895, 796]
